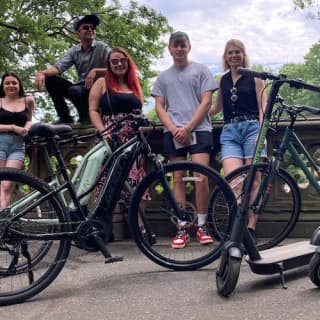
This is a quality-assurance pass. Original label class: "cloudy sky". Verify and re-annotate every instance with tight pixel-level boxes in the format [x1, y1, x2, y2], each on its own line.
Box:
[121, 0, 320, 71]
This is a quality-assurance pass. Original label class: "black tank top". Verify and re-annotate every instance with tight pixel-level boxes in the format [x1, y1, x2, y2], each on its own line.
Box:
[0, 98, 29, 127]
[220, 71, 259, 120]
[99, 90, 142, 115]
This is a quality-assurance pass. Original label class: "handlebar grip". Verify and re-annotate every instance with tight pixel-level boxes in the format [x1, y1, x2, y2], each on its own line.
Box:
[237, 67, 282, 80]
[289, 79, 320, 93]
[299, 105, 320, 115]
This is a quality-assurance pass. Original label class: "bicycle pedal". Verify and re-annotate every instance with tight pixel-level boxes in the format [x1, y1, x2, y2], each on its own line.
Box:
[105, 255, 124, 264]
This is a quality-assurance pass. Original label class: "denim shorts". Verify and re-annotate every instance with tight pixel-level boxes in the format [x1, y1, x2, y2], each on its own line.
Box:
[220, 119, 266, 160]
[0, 133, 25, 161]
[163, 131, 213, 157]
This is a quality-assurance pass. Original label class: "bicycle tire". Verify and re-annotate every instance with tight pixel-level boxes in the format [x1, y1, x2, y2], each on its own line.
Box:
[308, 252, 320, 287]
[210, 163, 301, 250]
[129, 161, 237, 271]
[216, 254, 242, 297]
[0, 168, 71, 305]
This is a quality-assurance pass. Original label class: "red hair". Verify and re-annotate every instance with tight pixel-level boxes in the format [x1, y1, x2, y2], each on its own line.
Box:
[105, 47, 143, 103]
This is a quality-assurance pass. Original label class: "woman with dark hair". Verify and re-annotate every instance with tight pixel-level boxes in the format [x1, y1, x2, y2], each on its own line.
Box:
[89, 47, 151, 239]
[0, 72, 34, 209]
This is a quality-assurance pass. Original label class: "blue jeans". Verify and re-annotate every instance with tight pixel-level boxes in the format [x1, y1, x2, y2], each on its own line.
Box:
[0, 133, 25, 161]
[220, 120, 266, 160]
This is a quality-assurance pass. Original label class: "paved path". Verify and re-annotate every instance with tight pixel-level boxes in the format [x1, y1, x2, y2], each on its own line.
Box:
[1, 240, 319, 320]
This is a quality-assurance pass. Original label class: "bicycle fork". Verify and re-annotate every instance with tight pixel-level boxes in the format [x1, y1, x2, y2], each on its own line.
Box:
[251, 156, 280, 215]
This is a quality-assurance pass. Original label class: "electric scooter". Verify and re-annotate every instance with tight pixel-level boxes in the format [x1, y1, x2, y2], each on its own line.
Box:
[215, 67, 320, 296]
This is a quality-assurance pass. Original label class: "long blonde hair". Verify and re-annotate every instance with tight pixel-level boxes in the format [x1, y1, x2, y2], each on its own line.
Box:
[222, 39, 249, 71]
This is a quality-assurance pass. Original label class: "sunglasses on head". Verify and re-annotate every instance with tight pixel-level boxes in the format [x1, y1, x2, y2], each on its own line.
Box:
[81, 25, 95, 31]
[230, 87, 238, 102]
[110, 57, 129, 66]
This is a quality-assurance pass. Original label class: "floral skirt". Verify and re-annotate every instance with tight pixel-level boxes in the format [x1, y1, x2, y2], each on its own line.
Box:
[95, 113, 151, 202]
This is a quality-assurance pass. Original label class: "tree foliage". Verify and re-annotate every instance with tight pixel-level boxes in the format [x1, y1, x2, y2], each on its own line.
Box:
[293, 0, 320, 19]
[0, 0, 172, 119]
[275, 42, 320, 108]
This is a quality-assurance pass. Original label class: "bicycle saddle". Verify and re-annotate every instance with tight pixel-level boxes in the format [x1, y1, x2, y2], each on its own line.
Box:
[27, 122, 73, 138]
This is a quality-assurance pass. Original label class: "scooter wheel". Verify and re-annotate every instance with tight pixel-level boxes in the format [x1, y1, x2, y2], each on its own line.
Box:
[216, 255, 241, 297]
[308, 252, 320, 287]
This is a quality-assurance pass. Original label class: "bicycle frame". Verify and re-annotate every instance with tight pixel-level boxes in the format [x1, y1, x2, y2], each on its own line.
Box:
[237, 115, 320, 217]
[277, 127, 320, 193]
[9, 138, 111, 225]
[8, 117, 188, 241]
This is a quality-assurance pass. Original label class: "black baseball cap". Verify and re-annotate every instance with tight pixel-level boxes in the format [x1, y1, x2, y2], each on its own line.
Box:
[74, 14, 100, 31]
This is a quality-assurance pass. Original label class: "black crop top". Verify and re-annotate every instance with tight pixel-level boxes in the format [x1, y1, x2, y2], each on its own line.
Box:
[99, 90, 142, 115]
[220, 71, 259, 120]
[0, 98, 29, 127]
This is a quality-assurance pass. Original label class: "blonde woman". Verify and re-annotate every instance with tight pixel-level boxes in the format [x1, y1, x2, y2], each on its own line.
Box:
[210, 39, 267, 239]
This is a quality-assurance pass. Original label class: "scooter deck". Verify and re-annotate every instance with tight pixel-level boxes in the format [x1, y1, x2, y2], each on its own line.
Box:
[245, 240, 316, 275]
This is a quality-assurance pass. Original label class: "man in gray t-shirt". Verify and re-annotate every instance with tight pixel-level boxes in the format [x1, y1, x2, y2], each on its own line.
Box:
[152, 31, 217, 249]
[35, 14, 110, 124]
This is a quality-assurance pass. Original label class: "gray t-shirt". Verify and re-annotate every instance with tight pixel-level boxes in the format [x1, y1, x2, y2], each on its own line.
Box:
[152, 62, 217, 132]
[54, 40, 110, 82]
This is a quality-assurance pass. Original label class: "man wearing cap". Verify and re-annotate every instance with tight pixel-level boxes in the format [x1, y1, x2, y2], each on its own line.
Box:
[152, 31, 218, 249]
[35, 14, 110, 124]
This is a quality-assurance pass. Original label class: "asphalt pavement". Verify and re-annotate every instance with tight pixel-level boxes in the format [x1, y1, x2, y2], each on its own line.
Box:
[1, 239, 319, 320]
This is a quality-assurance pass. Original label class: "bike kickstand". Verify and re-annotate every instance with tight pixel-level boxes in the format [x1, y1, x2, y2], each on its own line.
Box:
[91, 231, 124, 264]
[277, 262, 288, 289]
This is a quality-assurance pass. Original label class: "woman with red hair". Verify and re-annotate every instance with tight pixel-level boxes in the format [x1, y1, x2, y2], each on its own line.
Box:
[89, 47, 143, 126]
[89, 47, 152, 241]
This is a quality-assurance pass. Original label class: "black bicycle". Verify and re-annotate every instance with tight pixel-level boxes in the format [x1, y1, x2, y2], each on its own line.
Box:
[0, 113, 236, 305]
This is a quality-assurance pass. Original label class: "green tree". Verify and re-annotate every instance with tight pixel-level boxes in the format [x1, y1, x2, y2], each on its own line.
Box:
[294, 0, 320, 19]
[277, 63, 309, 106]
[0, 0, 172, 119]
[277, 43, 320, 108]
[147, 108, 159, 122]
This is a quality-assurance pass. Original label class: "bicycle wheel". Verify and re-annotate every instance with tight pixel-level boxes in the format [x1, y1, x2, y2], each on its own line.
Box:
[309, 252, 320, 287]
[0, 168, 71, 305]
[210, 163, 301, 250]
[129, 161, 237, 271]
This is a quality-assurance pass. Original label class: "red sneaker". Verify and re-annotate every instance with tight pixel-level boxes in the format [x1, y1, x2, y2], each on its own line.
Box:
[196, 224, 213, 244]
[171, 228, 190, 249]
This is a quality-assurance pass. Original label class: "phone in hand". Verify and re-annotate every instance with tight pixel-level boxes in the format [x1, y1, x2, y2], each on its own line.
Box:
[173, 132, 197, 149]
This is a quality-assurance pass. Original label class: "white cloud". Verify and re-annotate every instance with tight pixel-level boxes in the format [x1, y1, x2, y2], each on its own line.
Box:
[122, 0, 320, 71]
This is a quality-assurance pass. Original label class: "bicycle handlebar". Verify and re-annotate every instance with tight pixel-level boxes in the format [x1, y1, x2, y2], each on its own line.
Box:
[99, 113, 152, 134]
[272, 96, 320, 126]
[296, 105, 320, 115]
[237, 67, 320, 93]
[116, 112, 152, 127]
[291, 104, 320, 115]
[237, 67, 283, 81]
